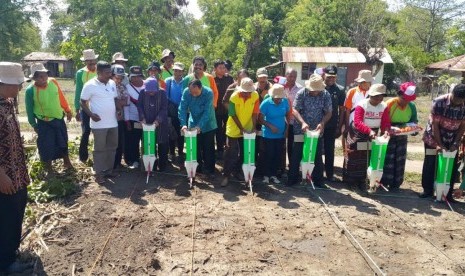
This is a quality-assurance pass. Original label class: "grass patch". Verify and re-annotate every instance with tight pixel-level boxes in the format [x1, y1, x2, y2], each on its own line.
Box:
[404, 171, 422, 183]
[407, 151, 424, 161]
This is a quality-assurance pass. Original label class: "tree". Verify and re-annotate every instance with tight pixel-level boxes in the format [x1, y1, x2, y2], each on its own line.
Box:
[444, 21, 465, 57]
[0, 0, 44, 61]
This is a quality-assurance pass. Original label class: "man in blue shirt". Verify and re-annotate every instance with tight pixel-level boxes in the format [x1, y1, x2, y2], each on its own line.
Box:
[166, 62, 185, 161]
[179, 79, 218, 178]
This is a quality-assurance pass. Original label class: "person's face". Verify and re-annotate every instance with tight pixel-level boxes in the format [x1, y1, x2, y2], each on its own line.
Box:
[148, 68, 160, 77]
[309, 90, 323, 97]
[164, 56, 174, 68]
[215, 64, 226, 78]
[174, 69, 183, 79]
[114, 60, 127, 67]
[33, 72, 48, 87]
[324, 75, 336, 87]
[98, 68, 112, 83]
[85, 59, 97, 71]
[0, 83, 22, 98]
[193, 60, 204, 74]
[130, 75, 144, 86]
[359, 82, 371, 91]
[369, 94, 384, 106]
[285, 71, 297, 86]
[257, 76, 267, 84]
[189, 84, 201, 97]
[272, 97, 283, 105]
[112, 75, 124, 85]
[451, 94, 465, 106]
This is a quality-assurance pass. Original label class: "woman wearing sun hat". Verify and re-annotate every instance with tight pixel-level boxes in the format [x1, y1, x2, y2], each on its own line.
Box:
[380, 82, 418, 191]
[344, 83, 391, 190]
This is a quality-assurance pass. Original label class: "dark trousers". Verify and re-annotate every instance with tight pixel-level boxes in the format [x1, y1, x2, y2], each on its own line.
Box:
[169, 115, 184, 156]
[215, 112, 228, 153]
[124, 121, 142, 165]
[0, 188, 27, 270]
[197, 130, 216, 174]
[114, 120, 126, 168]
[79, 110, 91, 162]
[264, 138, 285, 177]
[287, 125, 295, 164]
[421, 144, 457, 197]
[323, 126, 337, 178]
[155, 142, 169, 171]
[223, 136, 244, 176]
[255, 135, 266, 176]
[288, 140, 324, 185]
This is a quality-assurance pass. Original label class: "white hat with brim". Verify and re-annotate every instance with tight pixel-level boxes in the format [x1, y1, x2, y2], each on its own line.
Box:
[173, 62, 185, 71]
[238, 77, 255, 93]
[112, 52, 128, 63]
[29, 63, 49, 78]
[305, 74, 326, 91]
[256, 67, 268, 78]
[269, 83, 286, 98]
[367, 83, 387, 97]
[0, 62, 28, 84]
[80, 49, 99, 61]
[354, 70, 374, 83]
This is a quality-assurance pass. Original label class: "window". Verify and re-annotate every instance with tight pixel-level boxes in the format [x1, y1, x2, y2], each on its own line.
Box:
[301, 63, 316, 80]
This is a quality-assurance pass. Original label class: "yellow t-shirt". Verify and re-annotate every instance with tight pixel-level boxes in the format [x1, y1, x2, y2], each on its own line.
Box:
[226, 91, 259, 138]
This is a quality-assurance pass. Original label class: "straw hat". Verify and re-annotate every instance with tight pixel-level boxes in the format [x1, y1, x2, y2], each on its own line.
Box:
[256, 67, 268, 78]
[161, 49, 175, 62]
[80, 49, 99, 61]
[399, 82, 416, 101]
[173, 62, 185, 71]
[0, 62, 28, 84]
[367, 83, 387, 97]
[269, 83, 286, 99]
[112, 52, 128, 63]
[29, 63, 49, 78]
[305, 74, 326, 91]
[238, 77, 255, 93]
[354, 70, 374, 83]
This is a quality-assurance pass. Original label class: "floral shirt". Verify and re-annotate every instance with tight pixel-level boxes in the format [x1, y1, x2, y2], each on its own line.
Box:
[0, 98, 29, 191]
[292, 88, 332, 135]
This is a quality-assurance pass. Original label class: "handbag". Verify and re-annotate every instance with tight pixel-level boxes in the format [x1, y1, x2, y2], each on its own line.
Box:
[166, 78, 179, 117]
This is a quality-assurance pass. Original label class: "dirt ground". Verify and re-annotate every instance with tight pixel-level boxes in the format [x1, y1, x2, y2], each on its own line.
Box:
[14, 157, 465, 276]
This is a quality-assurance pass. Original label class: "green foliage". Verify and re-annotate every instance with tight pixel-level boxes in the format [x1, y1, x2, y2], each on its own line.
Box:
[445, 22, 465, 57]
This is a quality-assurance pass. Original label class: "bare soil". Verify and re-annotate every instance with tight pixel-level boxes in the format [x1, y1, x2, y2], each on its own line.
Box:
[16, 160, 465, 276]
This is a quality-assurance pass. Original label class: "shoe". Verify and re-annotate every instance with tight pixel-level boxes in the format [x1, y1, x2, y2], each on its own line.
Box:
[2, 261, 33, 274]
[270, 176, 281, 184]
[262, 176, 270, 184]
[419, 192, 433, 198]
[132, 161, 139, 169]
[221, 177, 229, 187]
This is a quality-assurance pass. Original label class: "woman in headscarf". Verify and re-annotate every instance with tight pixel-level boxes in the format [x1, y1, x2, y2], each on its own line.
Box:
[380, 82, 418, 191]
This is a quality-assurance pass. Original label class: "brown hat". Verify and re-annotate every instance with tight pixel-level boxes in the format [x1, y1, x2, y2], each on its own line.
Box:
[269, 84, 286, 98]
[354, 70, 374, 83]
[29, 63, 49, 78]
[161, 49, 175, 62]
[305, 74, 326, 91]
[0, 62, 28, 84]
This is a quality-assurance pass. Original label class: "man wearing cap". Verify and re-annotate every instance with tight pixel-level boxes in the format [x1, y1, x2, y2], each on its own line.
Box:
[323, 65, 346, 182]
[147, 61, 166, 90]
[111, 64, 129, 169]
[25, 63, 73, 174]
[179, 79, 218, 178]
[160, 49, 175, 81]
[345, 84, 390, 191]
[75, 49, 98, 163]
[124, 66, 145, 169]
[182, 56, 219, 109]
[287, 74, 332, 187]
[213, 59, 234, 159]
[0, 62, 32, 274]
[165, 62, 185, 161]
[221, 77, 259, 186]
[260, 83, 291, 184]
[80, 61, 119, 184]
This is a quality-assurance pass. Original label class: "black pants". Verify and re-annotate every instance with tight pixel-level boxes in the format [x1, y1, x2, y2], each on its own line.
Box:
[323, 126, 337, 178]
[288, 140, 324, 185]
[79, 110, 91, 162]
[169, 115, 184, 156]
[197, 130, 216, 174]
[264, 138, 285, 177]
[255, 135, 266, 176]
[287, 125, 294, 165]
[215, 112, 228, 153]
[114, 120, 126, 168]
[155, 142, 169, 171]
[0, 188, 27, 270]
[124, 121, 142, 165]
[421, 144, 457, 197]
[223, 136, 244, 176]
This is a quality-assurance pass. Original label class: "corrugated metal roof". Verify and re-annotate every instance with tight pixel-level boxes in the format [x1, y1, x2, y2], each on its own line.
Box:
[22, 52, 70, 61]
[426, 54, 465, 72]
[282, 47, 393, 64]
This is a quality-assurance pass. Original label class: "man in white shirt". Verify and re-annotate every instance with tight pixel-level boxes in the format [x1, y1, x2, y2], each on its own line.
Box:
[80, 61, 119, 184]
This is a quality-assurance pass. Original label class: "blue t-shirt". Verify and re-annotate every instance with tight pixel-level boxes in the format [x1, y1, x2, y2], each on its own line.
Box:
[259, 97, 290, 139]
[165, 77, 184, 106]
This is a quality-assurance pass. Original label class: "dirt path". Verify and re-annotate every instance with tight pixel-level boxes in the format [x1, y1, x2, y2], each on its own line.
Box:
[24, 165, 465, 275]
